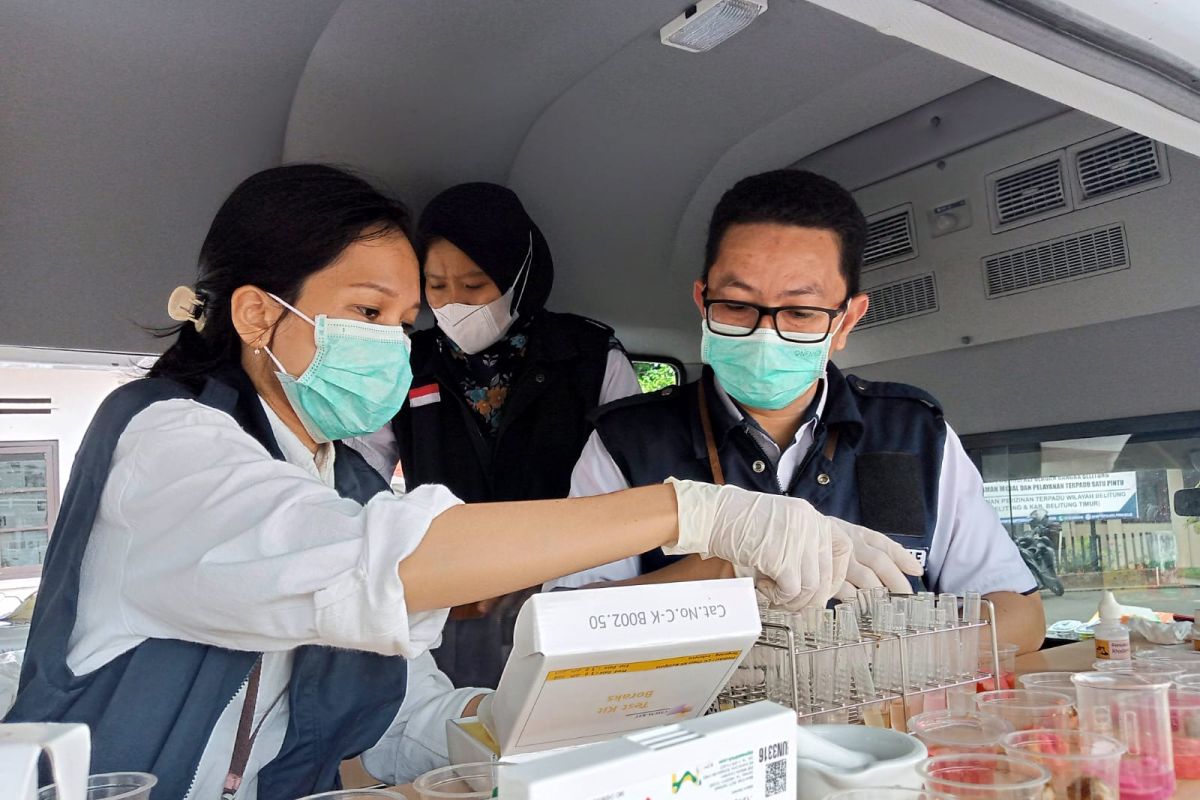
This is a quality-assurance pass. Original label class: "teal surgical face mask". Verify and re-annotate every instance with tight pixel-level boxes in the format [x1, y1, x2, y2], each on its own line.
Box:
[700, 318, 843, 410]
[264, 294, 413, 443]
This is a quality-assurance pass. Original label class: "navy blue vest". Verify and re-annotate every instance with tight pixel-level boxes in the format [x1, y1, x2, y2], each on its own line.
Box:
[592, 365, 946, 587]
[5, 368, 409, 800]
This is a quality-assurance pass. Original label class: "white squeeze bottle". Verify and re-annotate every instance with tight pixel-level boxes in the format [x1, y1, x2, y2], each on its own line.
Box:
[1094, 591, 1130, 661]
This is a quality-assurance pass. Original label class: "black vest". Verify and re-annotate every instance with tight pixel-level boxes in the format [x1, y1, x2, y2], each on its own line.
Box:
[592, 365, 946, 586]
[393, 311, 616, 687]
[5, 368, 409, 800]
[393, 311, 615, 501]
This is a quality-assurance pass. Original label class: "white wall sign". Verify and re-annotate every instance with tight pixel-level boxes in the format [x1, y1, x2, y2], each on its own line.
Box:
[984, 472, 1139, 522]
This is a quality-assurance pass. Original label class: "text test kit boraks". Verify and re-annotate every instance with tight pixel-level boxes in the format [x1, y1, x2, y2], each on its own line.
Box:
[446, 578, 762, 764]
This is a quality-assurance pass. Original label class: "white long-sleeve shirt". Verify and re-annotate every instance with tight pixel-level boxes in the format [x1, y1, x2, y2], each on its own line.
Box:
[68, 397, 481, 797]
[548, 378, 1036, 597]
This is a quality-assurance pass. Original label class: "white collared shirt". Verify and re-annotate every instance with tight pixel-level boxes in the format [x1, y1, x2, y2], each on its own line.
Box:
[549, 377, 1035, 597]
[69, 396, 481, 797]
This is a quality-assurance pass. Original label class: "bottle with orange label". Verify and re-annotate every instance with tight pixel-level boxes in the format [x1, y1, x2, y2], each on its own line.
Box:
[1094, 591, 1130, 661]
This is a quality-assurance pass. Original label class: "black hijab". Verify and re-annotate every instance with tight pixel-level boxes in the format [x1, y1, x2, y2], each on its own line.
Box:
[417, 183, 555, 436]
[417, 182, 553, 320]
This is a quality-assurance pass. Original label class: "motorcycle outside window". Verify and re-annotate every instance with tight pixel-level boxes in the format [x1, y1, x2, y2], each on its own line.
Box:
[964, 412, 1200, 641]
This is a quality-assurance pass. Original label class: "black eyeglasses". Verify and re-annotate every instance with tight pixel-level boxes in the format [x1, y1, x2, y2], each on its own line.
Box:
[703, 294, 848, 343]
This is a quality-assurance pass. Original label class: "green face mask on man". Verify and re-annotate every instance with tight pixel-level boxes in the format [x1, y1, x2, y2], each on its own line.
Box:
[699, 314, 845, 411]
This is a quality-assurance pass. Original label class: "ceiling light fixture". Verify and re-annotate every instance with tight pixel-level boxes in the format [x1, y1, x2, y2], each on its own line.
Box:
[659, 0, 768, 53]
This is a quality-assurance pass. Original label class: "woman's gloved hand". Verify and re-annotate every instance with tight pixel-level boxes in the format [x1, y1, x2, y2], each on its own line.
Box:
[664, 478, 854, 610]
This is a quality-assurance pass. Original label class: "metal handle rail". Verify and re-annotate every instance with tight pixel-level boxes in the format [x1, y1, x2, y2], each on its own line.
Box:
[715, 597, 1001, 728]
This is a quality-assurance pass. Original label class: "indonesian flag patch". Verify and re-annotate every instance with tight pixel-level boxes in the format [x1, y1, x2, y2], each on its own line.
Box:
[409, 383, 441, 408]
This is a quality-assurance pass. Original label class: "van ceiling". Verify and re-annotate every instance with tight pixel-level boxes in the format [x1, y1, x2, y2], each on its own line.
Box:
[1, 0, 983, 358]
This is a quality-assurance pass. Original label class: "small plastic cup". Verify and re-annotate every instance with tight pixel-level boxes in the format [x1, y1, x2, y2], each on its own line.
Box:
[37, 772, 157, 800]
[1093, 659, 1185, 680]
[977, 642, 1019, 691]
[825, 790, 956, 800]
[1170, 680, 1200, 779]
[1001, 729, 1124, 800]
[908, 710, 1014, 756]
[1135, 649, 1200, 674]
[1018, 672, 1085, 703]
[917, 753, 1051, 800]
[413, 762, 500, 799]
[1073, 671, 1175, 800]
[975, 689, 1075, 731]
[298, 792, 407, 799]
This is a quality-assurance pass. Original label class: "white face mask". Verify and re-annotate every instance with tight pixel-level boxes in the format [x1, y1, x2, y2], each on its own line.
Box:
[431, 233, 532, 354]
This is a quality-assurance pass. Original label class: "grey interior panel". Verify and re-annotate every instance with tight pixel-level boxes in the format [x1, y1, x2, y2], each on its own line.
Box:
[1, 1, 1196, 436]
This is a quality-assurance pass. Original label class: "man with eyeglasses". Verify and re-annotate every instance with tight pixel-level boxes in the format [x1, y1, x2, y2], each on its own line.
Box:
[550, 169, 1045, 654]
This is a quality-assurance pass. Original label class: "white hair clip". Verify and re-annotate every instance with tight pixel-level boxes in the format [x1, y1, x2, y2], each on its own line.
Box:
[167, 285, 208, 332]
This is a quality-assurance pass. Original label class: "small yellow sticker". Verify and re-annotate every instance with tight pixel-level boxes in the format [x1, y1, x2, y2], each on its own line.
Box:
[546, 651, 742, 681]
[458, 720, 501, 754]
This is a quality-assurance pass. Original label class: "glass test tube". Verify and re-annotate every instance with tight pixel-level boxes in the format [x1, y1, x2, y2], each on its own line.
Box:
[963, 591, 982, 682]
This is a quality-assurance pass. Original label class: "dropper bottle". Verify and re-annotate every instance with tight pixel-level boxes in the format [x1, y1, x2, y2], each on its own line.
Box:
[1094, 590, 1131, 661]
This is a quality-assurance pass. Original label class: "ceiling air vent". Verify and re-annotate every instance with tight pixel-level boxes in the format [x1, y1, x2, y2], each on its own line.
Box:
[987, 154, 1069, 232]
[0, 398, 52, 415]
[863, 205, 917, 271]
[983, 223, 1128, 299]
[858, 273, 938, 329]
[1069, 130, 1169, 208]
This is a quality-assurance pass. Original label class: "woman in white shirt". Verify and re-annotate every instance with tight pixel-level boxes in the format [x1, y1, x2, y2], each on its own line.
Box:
[5, 164, 898, 799]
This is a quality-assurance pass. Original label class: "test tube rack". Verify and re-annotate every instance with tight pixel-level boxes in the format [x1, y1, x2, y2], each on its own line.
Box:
[715, 591, 1001, 728]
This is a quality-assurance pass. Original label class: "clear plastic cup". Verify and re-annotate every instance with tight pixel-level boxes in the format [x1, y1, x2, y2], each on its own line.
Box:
[1073, 671, 1175, 800]
[1135, 645, 1198, 660]
[917, 754, 1051, 800]
[37, 772, 157, 800]
[1093, 659, 1185, 680]
[297, 792, 407, 799]
[1001, 729, 1124, 800]
[413, 762, 500, 799]
[825, 790, 956, 800]
[975, 689, 1075, 731]
[1135, 649, 1200, 673]
[1170, 680, 1200, 779]
[908, 710, 1014, 756]
[977, 642, 1019, 692]
[1018, 672, 1084, 703]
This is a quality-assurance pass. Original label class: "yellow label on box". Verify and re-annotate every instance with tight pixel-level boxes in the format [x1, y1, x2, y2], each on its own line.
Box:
[459, 720, 501, 755]
[546, 650, 741, 681]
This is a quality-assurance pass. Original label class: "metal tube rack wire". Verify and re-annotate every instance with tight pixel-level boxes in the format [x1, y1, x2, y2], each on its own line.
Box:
[714, 593, 1001, 729]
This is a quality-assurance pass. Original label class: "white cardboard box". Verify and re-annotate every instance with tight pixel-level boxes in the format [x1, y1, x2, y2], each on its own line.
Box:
[448, 578, 761, 761]
[498, 702, 797, 800]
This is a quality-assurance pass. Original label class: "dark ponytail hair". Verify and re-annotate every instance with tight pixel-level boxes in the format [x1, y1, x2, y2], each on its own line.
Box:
[150, 164, 411, 389]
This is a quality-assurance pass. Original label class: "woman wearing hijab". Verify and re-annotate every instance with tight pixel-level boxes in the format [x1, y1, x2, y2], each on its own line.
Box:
[351, 182, 641, 688]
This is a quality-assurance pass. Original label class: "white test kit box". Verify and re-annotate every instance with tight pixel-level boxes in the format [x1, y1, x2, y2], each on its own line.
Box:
[498, 701, 797, 800]
[446, 578, 761, 763]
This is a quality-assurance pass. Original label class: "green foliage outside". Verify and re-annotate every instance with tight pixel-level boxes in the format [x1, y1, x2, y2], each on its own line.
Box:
[633, 361, 680, 393]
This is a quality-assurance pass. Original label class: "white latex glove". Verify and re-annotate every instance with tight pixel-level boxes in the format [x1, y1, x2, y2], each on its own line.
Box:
[834, 521, 925, 601]
[665, 478, 853, 610]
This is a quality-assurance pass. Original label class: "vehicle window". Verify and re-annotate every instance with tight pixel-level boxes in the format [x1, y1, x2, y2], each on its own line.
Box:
[632, 358, 683, 393]
[0, 353, 135, 595]
[964, 416, 1200, 639]
[0, 441, 58, 582]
